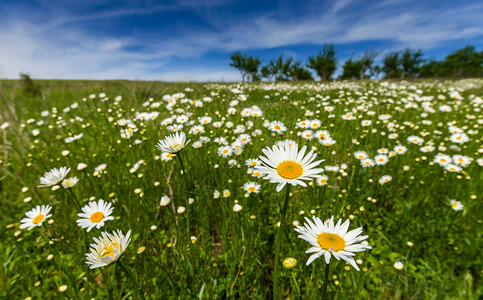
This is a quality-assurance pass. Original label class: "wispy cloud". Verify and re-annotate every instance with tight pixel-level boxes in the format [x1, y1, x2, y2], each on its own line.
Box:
[0, 0, 481, 80]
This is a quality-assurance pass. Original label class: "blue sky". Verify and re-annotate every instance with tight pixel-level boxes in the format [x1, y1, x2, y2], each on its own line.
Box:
[0, 0, 482, 81]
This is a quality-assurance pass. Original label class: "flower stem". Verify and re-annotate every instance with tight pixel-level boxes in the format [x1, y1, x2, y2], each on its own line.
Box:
[117, 259, 146, 300]
[273, 184, 291, 300]
[322, 260, 331, 300]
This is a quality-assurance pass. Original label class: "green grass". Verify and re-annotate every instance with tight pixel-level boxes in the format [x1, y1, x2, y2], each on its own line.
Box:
[0, 78, 482, 299]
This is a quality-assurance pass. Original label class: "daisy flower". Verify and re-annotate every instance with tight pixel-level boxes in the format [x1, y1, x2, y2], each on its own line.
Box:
[295, 216, 372, 270]
[450, 133, 469, 144]
[269, 121, 287, 134]
[85, 230, 131, 269]
[453, 155, 471, 167]
[407, 136, 424, 145]
[156, 131, 190, 155]
[38, 167, 70, 187]
[62, 177, 79, 189]
[450, 199, 464, 211]
[77, 200, 115, 232]
[255, 140, 324, 192]
[218, 146, 234, 158]
[243, 182, 261, 194]
[315, 130, 331, 141]
[245, 158, 261, 167]
[316, 175, 329, 186]
[374, 155, 389, 165]
[379, 175, 392, 185]
[354, 151, 368, 160]
[445, 164, 462, 172]
[20, 205, 52, 230]
[434, 153, 452, 166]
[393, 145, 407, 155]
[361, 158, 374, 167]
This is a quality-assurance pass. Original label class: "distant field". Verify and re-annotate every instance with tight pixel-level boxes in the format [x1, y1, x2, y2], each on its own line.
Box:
[0, 78, 482, 299]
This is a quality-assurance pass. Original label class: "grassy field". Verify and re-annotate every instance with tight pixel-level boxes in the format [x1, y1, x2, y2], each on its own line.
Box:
[0, 78, 482, 299]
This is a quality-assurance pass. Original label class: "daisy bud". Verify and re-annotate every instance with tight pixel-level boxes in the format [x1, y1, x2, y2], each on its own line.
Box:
[283, 257, 297, 269]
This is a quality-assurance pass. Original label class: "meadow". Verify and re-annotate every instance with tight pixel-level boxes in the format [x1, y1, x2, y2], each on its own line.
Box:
[0, 78, 482, 299]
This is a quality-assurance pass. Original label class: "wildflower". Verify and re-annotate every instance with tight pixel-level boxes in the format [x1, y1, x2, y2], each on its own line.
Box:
[20, 205, 52, 230]
[245, 158, 261, 167]
[85, 230, 131, 269]
[450, 199, 464, 211]
[61, 177, 79, 189]
[283, 257, 297, 269]
[445, 164, 462, 172]
[407, 136, 424, 145]
[77, 200, 115, 232]
[434, 153, 452, 166]
[316, 175, 329, 186]
[394, 261, 404, 270]
[243, 182, 261, 194]
[295, 216, 372, 270]
[233, 204, 243, 212]
[269, 121, 287, 134]
[393, 145, 407, 155]
[354, 151, 368, 160]
[374, 155, 389, 165]
[255, 140, 323, 192]
[156, 132, 190, 154]
[361, 158, 374, 167]
[218, 146, 233, 158]
[379, 175, 392, 185]
[38, 167, 70, 187]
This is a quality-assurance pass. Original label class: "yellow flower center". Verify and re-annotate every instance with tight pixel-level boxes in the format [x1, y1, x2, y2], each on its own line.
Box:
[250, 161, 257, 166]
[274, 125, 281, 130]
[65, 180, 72, 186]
[223, 149, 229, 154]
[357, 155, 363, 159]
[456, 136, 461, 140]
[101, 243, 120, 258]
[440, 158, 447, 163]
[248, 186, 256, 192]
[317, 232, 345, 252]
[90, 212, 104, 223]
[32, 214, 45, 224]
[379, 158, 384, 162]
[320, 179, 326, 184]
[452, 202, 457, 207]
[277, 161, 303, 180]
[254, 172, 261, 176]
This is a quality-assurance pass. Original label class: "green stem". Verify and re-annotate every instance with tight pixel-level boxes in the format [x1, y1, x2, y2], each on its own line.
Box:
[322, 260, 331, 300]
[273, 184, 291, 300]
[117, 259, 146, 300]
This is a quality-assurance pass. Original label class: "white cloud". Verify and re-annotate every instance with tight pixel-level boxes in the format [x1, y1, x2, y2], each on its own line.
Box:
[0, 0, 481, 80]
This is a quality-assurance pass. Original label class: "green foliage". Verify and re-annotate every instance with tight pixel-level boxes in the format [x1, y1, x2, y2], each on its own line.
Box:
[229, 51, 262, 82]
[19, 73, 41, 97]
[261, 56, 313, 81]
[307, 43, 338, 81]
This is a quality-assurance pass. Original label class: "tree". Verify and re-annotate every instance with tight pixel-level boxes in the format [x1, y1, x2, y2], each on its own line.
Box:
[260, 64, 276, 81]
[399, 48, 424, 79]
[289, 61, 314, 81]
[371, 65, 383, 79]
[340, 58, 363, 80]
[358, 49, 380, 79]
[340, 50, 380, 80]
[307, 43, 337, 81]
[229, 51, 261, 82]
[443, 46, 483, 77]
[383, 51, 400, 79]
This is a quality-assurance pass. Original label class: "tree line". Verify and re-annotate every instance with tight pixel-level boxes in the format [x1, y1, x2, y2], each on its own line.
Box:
[229, 44, 483, 82]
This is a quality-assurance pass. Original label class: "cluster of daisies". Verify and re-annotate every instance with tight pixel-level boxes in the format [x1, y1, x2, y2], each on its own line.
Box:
[20, 166, 130, 269]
